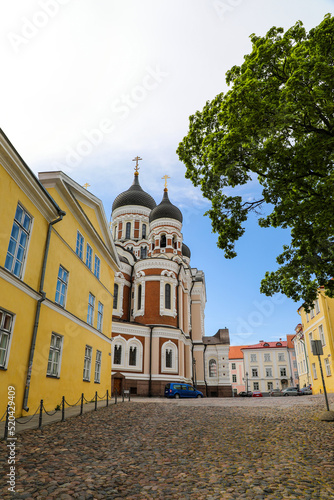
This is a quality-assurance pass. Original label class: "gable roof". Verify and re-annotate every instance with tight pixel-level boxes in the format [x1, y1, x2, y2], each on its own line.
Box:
[229, 345, 246, 359]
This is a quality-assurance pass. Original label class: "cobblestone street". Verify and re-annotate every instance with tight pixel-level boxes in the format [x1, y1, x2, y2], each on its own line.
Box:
[1, 395, 334, 499]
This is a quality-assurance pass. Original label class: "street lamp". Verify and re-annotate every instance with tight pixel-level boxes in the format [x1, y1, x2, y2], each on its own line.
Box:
[243, 371, 249, 394]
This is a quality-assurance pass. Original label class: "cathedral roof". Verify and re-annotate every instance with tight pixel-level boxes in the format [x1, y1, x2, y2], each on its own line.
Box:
[149, 189, 183, 223]
[112, 173, 156, 212]
[182, 243, 191, 258]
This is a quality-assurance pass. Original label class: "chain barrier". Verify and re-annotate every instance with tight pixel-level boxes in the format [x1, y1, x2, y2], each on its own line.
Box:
[2, 388, 127, 439]
[64, 396, 82, 407]
[15, 404, 41, 425]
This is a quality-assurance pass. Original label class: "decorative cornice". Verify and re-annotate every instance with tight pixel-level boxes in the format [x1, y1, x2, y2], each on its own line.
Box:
[150, 219, 182, 231]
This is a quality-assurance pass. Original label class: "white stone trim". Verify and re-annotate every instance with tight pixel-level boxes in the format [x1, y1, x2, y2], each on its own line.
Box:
[135, 258, 179, 274]
[150, 219, 182, 232]
[133, 278, 145, 318]
[160, 277, 177, 318]
[0, 267, 41, 301]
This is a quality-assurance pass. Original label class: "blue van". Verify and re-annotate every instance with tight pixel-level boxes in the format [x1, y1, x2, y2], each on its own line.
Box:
[164, 383, 203, 399]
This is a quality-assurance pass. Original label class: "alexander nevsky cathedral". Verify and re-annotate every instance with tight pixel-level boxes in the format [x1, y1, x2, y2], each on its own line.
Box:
[110, 159, 232, 397]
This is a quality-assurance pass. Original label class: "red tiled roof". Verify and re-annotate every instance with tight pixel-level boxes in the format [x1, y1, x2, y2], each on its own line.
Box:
[241, 341, 288, 350]
[229, 346, 246, 359]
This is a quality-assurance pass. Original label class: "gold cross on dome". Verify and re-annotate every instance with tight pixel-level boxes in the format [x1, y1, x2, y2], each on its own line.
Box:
[162, 175, 170, 189]
[132, 156, 142, 172]
[83, 183, 90, 190]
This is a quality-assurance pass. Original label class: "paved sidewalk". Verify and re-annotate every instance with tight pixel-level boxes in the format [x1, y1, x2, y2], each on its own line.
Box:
[0, 396, 129, 438]
[0, 395, 333, 499]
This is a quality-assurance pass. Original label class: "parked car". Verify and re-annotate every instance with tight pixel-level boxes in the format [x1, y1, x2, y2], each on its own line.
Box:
[282, 387, 300, 396]
[238, 391, 253, 397]
[164, 383, 203, 399]
[252, 390, 263, 397]
[269, 388, 284, 397]
[299, 386, 312, 395]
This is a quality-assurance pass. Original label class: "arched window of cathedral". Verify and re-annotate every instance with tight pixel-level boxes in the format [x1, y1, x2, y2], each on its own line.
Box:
[113, 344, 122, 365]
[113, 283, 119, 309]
[160, 234, 166, 248]
[172, 235, 177, 249]
[114, 225, 117, 240]
[161, 340, 178, 373]
[142, 224, 147, 239]
[165, 283, 171, 309]
[166, 348, 173, 368]
[126, 222, 131, 239]
[152, 241, 155, 250]
[140, 246, 147, 259]
[129, 346, 137, 366]
[137, 284, 142, 310]
[209, 359, 217, 377]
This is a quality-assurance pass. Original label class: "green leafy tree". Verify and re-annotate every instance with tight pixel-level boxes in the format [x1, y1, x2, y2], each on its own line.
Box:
[177, 14, 334, 310]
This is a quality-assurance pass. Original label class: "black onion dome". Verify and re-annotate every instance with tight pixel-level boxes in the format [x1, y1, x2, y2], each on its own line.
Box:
[112, 174, 156, 211]
[182, 243, 191, 259]
[149, 190, 183, 223]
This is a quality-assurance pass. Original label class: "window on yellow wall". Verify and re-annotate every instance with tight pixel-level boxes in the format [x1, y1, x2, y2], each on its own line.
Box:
[87, 293, 95, 326]
[94, 255, 100, 279]
[0, 309, 14, 368]
[47, 333, 63, 377]
[83, 345, 92, 381]
[55, 266, 68, 307]
[5, 203, 32, 278]
[97, 302, 103, 332]
[324, 358, 331, 377]
[319, 324, 326, 346]
[94, 350, 102, 383]
[76, 231, 84, 259]
[86, 243, 92, 270]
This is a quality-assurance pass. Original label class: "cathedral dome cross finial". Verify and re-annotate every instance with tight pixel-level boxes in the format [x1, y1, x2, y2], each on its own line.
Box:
[162, 174, 170, 191]
[132, 156, 142, 175]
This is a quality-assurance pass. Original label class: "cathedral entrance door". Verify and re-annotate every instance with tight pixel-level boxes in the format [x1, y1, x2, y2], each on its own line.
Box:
[114, 377, 122, 395]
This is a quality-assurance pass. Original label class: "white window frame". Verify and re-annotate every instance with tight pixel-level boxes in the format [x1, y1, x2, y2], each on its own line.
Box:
[113, 336, 126, 368]
[55, 265, 69, 307]
[231, 362, 236, 370]
[161, 340, 178, 374]
[253, 382, 259, 390]
[280, 367, 287, 377]
[87, 293, 95, 326]
[47, 333, 63, 378]
[324, 358, 331, 377]
[97, 302, 103, 332]
[133, 276, 145, 318]
[5, 203, 32, 279]
[278, 353, 285, 362]
[160, 272, 177, 318]
[83, 345, 92, 381]
[266, 367, 272, 377]
[319, 324, 326, 346]
[264, 353, 271, 362]
[312, 362, 317, 379]
[86, 243, 92, 270]
[252, 368, 258, 377]
[250, 354, 257, 362]
[94, 350, 102, 383]
[0, 309, 14, 369]
[94, 255, 101, 279]
[232, 374, 237, 383]
[76, 230, 84, 259]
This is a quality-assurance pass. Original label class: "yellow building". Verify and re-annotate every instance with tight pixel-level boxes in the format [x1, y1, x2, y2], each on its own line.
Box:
[0, 130, 119, 416]
[298, 290, 334, 395]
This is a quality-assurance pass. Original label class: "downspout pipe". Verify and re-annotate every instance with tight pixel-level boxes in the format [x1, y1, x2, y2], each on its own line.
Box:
[203, 344, 208, 397]
[23, 211, 65, 411]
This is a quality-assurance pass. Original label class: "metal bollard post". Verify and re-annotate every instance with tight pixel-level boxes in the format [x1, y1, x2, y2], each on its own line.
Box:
[122, 390, 124, 402]
[39, 400, 43, 429]
[115, 389, 117, 404]
[61, 396, 65, 422]
[106, 390, 109, 407]
[4, 405, 9, 440]
[129, 390, 131, 402]
[95, 391, 98, 411]
[80, 393, 84, 415]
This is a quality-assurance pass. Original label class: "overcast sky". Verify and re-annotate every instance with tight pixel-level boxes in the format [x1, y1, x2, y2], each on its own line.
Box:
[2, 0, 333, 345]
